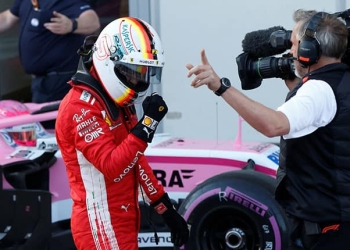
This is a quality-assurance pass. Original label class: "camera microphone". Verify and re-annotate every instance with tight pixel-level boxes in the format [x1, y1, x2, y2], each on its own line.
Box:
[237, 26, 295, 90]
[242, 26, 292, 58]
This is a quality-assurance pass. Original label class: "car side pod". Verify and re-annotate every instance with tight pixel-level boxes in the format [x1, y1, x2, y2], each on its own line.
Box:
[0, 167, 52, 249]
[175, 163, 290, 250]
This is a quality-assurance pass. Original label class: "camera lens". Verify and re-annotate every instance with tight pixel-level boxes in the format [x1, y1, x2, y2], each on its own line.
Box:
[236, 53, 295, 90]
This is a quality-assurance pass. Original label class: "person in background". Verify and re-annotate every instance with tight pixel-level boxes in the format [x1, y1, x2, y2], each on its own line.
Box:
[55, 17, 189, 249]
[0, 0, 100, 103]
[186, 9, 350, 250]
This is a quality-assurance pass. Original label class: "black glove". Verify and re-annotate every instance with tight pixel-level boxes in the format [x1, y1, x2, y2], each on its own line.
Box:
[131, 93, 168, 143]
[151, 193, 189, 247]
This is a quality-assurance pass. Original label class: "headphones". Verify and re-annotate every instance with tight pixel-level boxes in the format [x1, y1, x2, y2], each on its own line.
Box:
[297, 12, 324, 67]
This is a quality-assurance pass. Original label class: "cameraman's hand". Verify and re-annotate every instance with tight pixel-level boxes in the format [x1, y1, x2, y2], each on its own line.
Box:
[152, 193, 189, 247]
[131, 93, 168, 143]
[186, 49, 221, 91]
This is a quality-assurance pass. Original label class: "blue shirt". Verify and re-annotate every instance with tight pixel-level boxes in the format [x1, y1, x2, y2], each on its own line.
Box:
[10, 0, 93, 75]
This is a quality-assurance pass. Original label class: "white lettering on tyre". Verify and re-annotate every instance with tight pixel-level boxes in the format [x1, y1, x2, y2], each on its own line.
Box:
[265, 241, 273, 250]
[263, 225, 270, 234]
[219, 187, 268, 217]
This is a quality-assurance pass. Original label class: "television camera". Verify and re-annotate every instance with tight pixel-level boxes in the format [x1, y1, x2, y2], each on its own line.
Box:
[236, 9, 350, 90]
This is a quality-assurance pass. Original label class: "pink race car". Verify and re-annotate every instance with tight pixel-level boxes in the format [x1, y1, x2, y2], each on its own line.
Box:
[0, 100, 289, 250]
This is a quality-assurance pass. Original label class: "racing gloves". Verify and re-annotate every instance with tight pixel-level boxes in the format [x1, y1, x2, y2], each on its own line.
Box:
[151, 193, 189, 247]
[131, 93, 168, 143]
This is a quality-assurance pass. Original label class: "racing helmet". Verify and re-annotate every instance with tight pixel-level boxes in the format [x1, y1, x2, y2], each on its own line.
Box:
[92, 17, 165, 106]
[0, 100, 36, 146]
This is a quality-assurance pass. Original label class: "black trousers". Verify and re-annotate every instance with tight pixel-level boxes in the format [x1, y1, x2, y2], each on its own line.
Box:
[31, 71, 73, 103]
[31, 71, 73, 129]
[288, 216, 350, 250]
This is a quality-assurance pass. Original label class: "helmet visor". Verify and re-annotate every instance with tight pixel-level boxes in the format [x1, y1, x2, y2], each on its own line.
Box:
[5, 123, 36, 147]
[7, 131, 36, 146]
[114, 62, 162, 92]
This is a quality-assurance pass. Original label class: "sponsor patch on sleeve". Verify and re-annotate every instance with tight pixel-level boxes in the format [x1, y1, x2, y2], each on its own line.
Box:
[142, 115, 158, 130]
[80, 90, 91, 102]
[154, 202, 168, 215]
[79, 90, 96, 104]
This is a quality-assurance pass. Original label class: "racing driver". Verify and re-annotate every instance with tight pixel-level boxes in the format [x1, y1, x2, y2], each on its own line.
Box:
[55, 17, 189, 249]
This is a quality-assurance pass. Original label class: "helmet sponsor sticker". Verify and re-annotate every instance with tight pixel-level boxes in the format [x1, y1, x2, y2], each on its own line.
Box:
[121, 22, 136, 53]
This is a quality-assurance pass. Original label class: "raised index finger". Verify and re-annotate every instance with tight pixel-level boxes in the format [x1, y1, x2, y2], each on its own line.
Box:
[201, 49, 209, 65]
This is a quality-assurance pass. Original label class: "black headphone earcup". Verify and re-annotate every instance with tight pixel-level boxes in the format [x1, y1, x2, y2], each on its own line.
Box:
[297, 12, 324, 67]
[298, 37, 321, 67]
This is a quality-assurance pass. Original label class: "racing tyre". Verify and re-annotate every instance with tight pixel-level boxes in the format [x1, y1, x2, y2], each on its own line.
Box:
[176, 170, 289, 250]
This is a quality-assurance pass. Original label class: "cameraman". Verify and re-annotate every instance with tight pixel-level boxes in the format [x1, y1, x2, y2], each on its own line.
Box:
[186, 9, 350, 250]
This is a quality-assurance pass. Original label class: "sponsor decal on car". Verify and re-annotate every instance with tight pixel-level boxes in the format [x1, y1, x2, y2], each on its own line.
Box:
[154, 169, 194, 188]
[138, 232, 172, 247]
[248, 143, 271, 152]
[36, 138, 58, 150]
[267, 150, 279, 165]
[35, 122, 49, 137]
[8, 149, 48, 159]
[0, 131, 16, 147]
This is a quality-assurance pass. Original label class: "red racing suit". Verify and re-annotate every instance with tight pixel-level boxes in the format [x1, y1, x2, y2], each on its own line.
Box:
[55, 81, 165, 250]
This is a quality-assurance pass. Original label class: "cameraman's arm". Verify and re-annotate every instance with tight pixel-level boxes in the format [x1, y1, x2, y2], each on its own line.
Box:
[186, 49, 290, 138]
[220, 88, 290, 138]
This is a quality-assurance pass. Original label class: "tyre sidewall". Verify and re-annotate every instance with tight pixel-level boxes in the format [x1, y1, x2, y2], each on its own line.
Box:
[178, 171, 288, 250]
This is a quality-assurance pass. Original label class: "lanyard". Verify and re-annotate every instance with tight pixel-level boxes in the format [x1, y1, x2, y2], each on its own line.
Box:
[31, 0, 39, 10]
